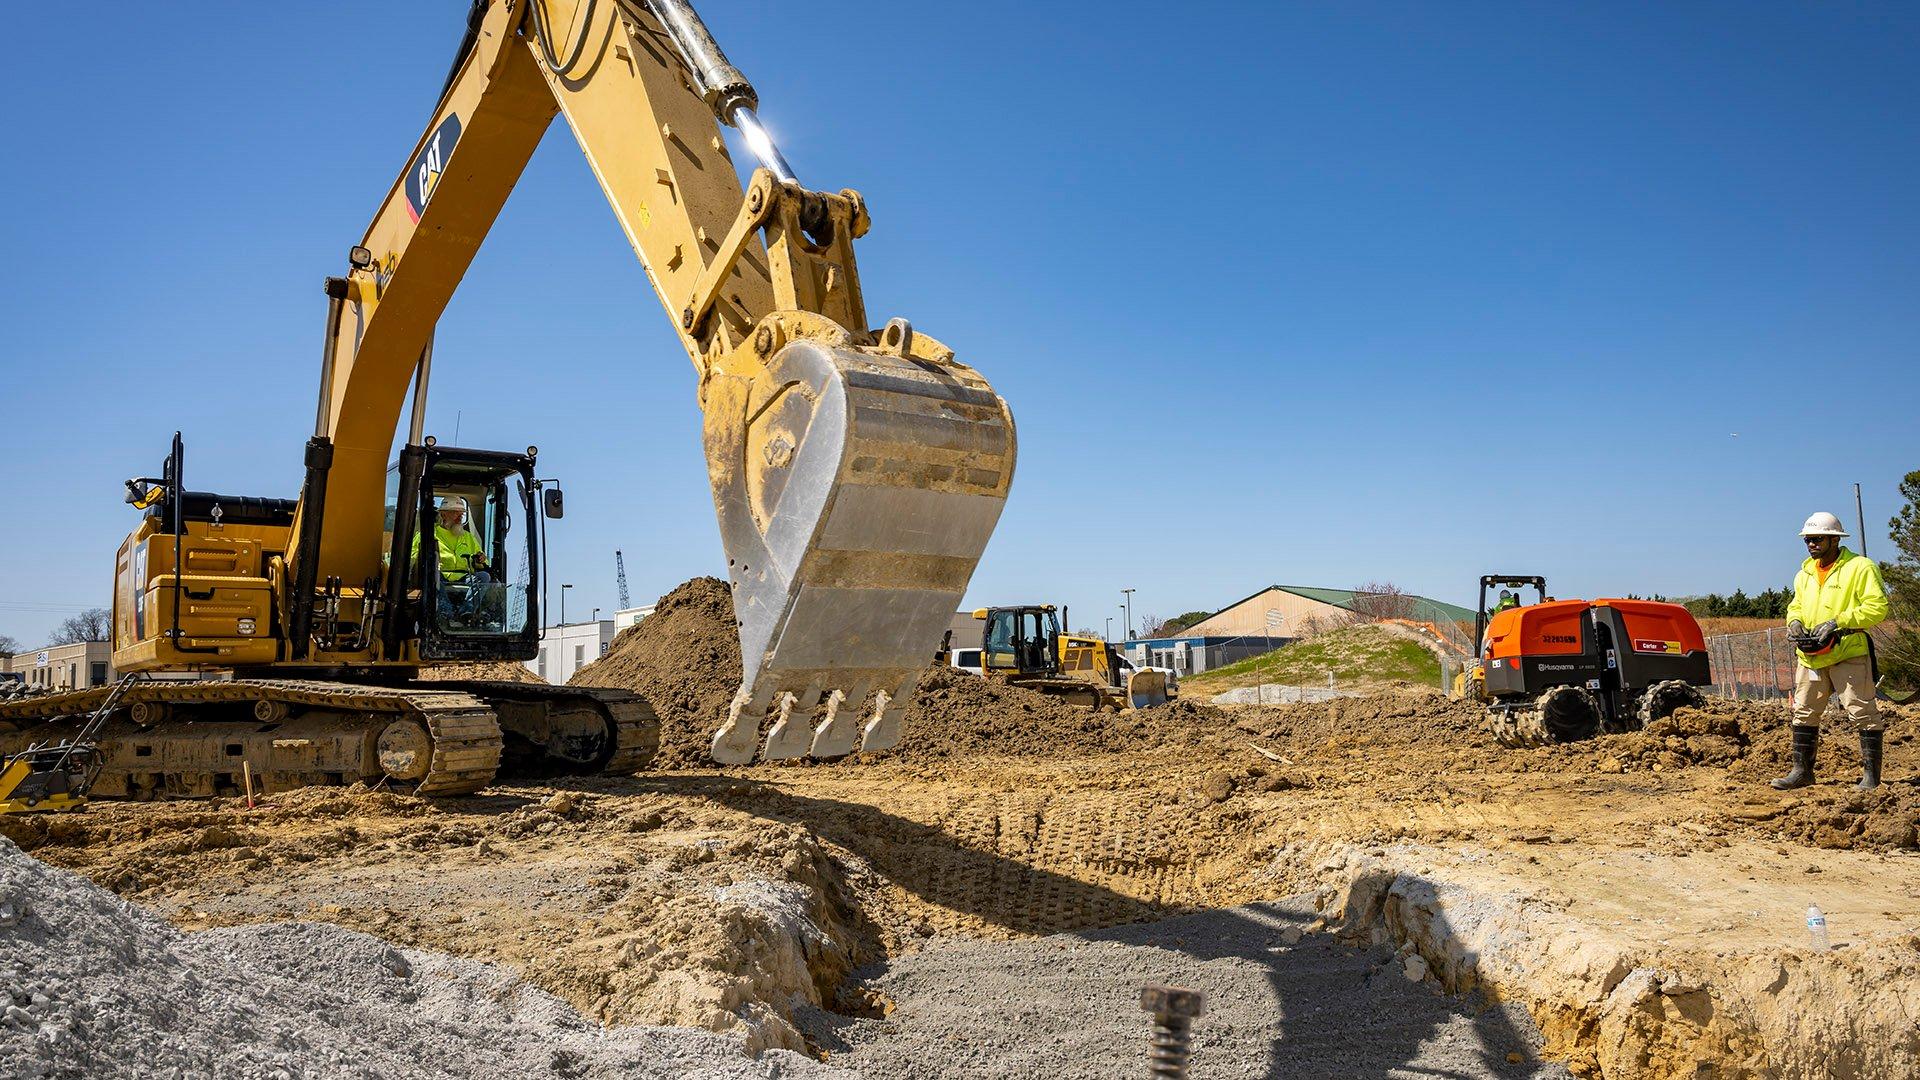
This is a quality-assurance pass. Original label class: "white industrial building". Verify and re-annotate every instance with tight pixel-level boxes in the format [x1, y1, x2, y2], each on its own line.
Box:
[3, 641, 114, 691]
[530, 620, 614, 684]
[613, 605, 656, 632]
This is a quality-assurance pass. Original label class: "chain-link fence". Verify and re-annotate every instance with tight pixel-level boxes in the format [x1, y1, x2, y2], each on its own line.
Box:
[1704, 628, 1795, 701]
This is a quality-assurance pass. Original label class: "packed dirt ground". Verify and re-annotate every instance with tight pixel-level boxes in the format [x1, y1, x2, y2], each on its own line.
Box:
[5, 578, 1917, 1077]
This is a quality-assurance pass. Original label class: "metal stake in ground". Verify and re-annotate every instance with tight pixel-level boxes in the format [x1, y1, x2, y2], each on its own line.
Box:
[1140, 983, 1205, 1078]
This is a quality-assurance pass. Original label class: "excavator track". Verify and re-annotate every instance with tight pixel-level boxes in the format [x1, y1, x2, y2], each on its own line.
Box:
[429, 682, 658, 776]
[0, 679, 503, 799]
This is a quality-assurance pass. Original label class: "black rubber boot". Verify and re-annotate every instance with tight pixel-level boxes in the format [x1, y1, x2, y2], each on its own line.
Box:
[1857, 729, 1883, 792]
[1771, 726, 1819, 790]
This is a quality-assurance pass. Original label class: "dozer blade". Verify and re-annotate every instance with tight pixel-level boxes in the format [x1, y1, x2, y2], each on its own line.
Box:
[1124, 669, 1170, 710]
[703, 337, 1015, 764]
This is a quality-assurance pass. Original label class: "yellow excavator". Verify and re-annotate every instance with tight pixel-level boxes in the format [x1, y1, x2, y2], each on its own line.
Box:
[0, 0, 1015, 808]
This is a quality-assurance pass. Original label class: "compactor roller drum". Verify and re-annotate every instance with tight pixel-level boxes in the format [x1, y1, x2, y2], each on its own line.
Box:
[1488, 685, 1603, 748]
[1634, 679, 1706, 729]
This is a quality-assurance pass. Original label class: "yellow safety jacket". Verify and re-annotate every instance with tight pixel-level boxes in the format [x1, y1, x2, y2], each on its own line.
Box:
[1785, 548, 1887, 669]
[411, 525, 485, 581]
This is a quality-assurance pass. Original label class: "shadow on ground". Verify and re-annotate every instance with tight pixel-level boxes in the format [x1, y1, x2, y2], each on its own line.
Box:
[648, 774, 1568, 1079]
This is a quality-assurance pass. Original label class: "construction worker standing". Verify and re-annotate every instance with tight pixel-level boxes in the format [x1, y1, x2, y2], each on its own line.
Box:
[1772, 512, 1889, 791]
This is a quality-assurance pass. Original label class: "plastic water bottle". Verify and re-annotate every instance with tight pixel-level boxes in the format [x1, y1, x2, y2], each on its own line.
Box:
[1806, 905, 1831, 951]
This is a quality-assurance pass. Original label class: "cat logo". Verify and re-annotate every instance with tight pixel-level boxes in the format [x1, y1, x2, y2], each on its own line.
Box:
[405, 114, 463, 222]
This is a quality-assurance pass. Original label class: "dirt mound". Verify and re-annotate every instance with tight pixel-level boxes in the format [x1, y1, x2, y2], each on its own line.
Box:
[1223, 689, 1491, 754]
[417, 662, 546, 684]
[880, 666, 1229, 764]
[1529, 700, 1920, 850]
[568, 576, 742, 768]
[562, 576, 1239, 768]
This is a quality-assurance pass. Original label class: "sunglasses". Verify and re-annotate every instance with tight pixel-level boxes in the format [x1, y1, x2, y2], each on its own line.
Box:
[1804, 536, 1831, 544]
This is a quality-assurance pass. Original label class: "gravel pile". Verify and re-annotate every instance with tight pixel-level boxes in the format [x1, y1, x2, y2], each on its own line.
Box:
[0, 837, 845, 1079]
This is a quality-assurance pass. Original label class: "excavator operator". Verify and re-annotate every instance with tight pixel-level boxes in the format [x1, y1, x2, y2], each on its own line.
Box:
[428, 497, 488, 581]
[412, 496, 492, 624]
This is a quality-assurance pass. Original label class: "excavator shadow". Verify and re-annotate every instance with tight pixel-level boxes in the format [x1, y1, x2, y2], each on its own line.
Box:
[630, 774, 1555, 1078]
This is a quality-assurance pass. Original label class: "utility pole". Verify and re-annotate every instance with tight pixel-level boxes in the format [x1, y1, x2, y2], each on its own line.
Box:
[1855, 483, 1867, 556]
[1122, 588, 1135, 640]
[561, 583, 573, 626]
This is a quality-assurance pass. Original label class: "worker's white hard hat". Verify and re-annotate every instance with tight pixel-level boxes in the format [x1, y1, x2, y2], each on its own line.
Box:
[1799, 512, 1848, 538]
[438, 496, 470, 513]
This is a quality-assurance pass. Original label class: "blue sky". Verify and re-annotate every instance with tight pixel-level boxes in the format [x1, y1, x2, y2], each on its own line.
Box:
[1, 2, 1915, 646]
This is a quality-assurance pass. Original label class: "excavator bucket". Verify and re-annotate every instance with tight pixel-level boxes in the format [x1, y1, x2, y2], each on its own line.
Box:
[1124, 669, 1170, 710]
[704, 337, 1015, 764]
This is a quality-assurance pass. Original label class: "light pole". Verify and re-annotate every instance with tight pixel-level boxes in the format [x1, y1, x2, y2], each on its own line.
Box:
[1119, 604, 1128, 641]
[561, 583, 573, 626]
[590, 607, 601, 623]
[1855, 482, 1867, 556]
[1106, 617, 1113, 642]
[1122, 588, 1135, 640]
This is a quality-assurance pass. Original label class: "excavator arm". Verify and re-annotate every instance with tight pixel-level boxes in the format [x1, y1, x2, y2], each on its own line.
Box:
[289, 0, 1016, 762]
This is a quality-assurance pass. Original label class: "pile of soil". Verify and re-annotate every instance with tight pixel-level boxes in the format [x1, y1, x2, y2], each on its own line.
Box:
[564, 576, 1247, 767]
[1225, 690, 1492, 755]
[417, 662, 546, 684]
[1535, 700, 1920, 850]
[883, 666, 1231, 763]
[569, 577, 742, 768]
[1543, 706, 1752, 773]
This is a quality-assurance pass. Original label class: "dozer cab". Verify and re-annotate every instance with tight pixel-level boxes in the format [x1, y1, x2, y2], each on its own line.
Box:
[1461, 574, 1712, 746]
[945, 606, 1169, 710]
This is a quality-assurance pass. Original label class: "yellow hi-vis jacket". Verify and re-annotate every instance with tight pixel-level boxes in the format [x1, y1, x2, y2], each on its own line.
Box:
[411, 525, 485, 581]
[1785, 548, 1887, 669]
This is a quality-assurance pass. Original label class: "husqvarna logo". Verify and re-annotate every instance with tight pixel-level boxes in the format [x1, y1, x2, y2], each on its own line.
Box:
[405, 114, 463, 222]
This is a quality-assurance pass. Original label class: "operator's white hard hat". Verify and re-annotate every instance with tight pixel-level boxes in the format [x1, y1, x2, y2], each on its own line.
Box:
[1799, 511, 1847, 538]
[438, 496, 470, 513]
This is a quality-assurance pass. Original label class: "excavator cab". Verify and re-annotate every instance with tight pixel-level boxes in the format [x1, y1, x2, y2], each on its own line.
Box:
[401, 446, 545, 661]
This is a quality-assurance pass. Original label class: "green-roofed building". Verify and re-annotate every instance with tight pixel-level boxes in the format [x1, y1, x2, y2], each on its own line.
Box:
[1118, 584, 1477, 677]
[1181, 585, 1475, 641]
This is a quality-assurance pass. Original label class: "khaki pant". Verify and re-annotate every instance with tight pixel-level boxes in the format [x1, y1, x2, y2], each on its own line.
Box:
[1792, 655, 1882, 731]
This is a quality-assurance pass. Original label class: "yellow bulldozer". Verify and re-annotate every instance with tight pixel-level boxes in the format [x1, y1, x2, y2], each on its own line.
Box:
[0, 0, 1015, 811]
[941, 606, 1170, 710]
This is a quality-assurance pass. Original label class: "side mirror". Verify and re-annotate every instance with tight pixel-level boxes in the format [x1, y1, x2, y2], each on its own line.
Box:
[543, 487, 565, 519]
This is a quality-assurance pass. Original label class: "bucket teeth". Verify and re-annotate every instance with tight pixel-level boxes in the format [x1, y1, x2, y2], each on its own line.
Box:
[710, 686, 764, 765]
[760, 690, 813, 760]
[858, 689, 901, 753]
[807, 689, 856, 759]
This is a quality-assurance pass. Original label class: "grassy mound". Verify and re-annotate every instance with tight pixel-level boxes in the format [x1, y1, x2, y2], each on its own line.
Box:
[1185, 624, 1442, 692]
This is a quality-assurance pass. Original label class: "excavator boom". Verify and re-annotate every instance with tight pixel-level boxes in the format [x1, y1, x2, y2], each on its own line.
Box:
[290, 0, 1013, 763]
